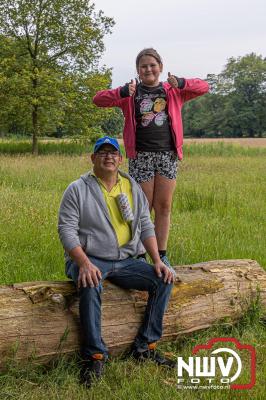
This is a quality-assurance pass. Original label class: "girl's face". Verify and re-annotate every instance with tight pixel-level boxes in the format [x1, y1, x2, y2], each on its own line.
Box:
[137, 55, 163, 87]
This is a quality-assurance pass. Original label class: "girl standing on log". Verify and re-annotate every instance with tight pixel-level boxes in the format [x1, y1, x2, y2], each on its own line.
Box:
[93, 48, 209, 266]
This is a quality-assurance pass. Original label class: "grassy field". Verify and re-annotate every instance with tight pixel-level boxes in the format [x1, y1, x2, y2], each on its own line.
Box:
[184, 137, 266, 148]
[0, 143, 265, 399]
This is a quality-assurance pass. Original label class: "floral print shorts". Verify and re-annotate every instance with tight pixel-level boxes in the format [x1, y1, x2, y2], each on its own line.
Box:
[128, 151, 178, 183]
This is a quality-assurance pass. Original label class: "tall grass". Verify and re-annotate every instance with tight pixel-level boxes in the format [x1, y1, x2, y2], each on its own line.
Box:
[168, 156, 266, 267]
[1, 150, 264, 284]
[1, 138, 266, 157]
[0, 145, 265, 399]
[0, 139, 93, 155]
[184, 141, 266, 157]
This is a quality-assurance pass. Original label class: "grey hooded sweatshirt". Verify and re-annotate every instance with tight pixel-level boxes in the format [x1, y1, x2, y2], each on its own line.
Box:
[58, 170, 155, 261]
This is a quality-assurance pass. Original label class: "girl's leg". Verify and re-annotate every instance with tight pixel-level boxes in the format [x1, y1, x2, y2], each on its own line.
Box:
[129, 151, 177, 258]
[128, 152, 155, 210]
[139, 178, 155, 211]
[137, 179, 155, 258]
[152, 174, 176, 251]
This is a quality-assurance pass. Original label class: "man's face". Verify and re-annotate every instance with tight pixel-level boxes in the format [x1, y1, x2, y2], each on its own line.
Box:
[91, 144, 122, 174]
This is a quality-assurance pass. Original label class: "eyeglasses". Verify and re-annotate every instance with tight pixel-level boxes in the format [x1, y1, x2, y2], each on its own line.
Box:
[96, 150, 120, 158]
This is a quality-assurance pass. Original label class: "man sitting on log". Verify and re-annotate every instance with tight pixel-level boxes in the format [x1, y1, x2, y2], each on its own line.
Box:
[58, 136, 176, 388]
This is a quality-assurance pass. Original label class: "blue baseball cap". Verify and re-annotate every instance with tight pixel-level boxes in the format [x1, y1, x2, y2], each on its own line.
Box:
[93, 136, 121, 153]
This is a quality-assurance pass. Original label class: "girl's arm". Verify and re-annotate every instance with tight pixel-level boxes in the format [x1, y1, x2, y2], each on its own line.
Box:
[179, 78, 209, 102]
[93, 87, 123, 108]
[93, 79, 136, 108]
[167, 73, 209, 102]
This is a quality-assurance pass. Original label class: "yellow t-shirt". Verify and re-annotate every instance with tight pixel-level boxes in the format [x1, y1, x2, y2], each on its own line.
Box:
[94, 173, 133, 247]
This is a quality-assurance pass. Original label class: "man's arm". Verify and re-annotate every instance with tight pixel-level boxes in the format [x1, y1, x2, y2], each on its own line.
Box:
[68, 246, 102, 289]
[58, 183, 82, 251]
[58, 183, 101, 288]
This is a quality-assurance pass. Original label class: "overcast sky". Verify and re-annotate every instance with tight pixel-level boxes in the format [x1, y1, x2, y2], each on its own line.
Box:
[94, 0, 265, 87]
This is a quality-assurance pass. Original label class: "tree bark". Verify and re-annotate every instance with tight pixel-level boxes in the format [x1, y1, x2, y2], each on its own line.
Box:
[0, 259, 265, 368]
[31, 72, 39, 155]
[32, 104, 39, 155]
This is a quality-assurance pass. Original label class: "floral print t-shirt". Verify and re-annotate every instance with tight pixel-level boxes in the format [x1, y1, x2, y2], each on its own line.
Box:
[135, 83, 175, 152]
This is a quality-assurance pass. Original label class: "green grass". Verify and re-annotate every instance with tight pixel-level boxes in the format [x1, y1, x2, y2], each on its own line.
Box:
[168, 155, 266, 267]
[0, 138, 93, 155]
[183, 141, 266, 157]
[1, 137, 266, 157]
[0, 144, 265, 398]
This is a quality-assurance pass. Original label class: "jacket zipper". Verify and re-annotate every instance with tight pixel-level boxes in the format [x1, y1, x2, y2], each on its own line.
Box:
[165, 85, 177, 149]
[131, 87, 137, 156]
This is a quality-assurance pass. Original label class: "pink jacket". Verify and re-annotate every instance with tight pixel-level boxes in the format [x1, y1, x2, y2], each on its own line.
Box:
[93, 79, 209, 160]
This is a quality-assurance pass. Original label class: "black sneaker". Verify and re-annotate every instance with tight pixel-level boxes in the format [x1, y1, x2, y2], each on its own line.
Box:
[130, 347, 176, 368]
[80, 356, 105, 388]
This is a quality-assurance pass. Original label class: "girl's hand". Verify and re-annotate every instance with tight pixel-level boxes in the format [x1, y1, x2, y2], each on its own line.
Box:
[167, 72, 179, 88]
[128, 79, 136, 96]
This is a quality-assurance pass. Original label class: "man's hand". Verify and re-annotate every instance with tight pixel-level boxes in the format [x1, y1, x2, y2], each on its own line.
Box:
[78, 261, 102, 289]
[128, 79, 136, 96]
[153, 260, 176, 284]
[167, 72, 179, 88]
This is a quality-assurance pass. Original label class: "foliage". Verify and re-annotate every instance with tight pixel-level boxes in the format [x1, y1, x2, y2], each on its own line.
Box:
[0, 0, 115, 153]
[183, 53, 266, 138]
[101, 108, 124, 136]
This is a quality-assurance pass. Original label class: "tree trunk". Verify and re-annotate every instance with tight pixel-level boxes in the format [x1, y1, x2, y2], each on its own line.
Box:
[247, 127, 255, 138]
[31, 70, 39, 156]
[32, 104, 39, 155]
[0, 259, 265, 368]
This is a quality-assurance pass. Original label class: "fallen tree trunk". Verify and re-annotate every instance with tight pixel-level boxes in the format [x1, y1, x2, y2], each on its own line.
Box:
[0, 259, 265, 368]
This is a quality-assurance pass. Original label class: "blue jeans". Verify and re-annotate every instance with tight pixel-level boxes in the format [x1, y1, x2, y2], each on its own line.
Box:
[66, 256, 173, 358]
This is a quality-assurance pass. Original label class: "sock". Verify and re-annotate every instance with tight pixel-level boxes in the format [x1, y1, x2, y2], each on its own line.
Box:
[137, 253, 147, 260]
[159, 250, 166, 257]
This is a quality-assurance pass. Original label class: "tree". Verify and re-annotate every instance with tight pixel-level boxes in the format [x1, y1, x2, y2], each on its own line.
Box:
[182, 96, 208, 137]
[101, 108, 124, 136]
[0, 35, 32, 136]
[0, 0, 114, 154]
[215, 53, 266, 137]
[182, 54, 266, 138]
